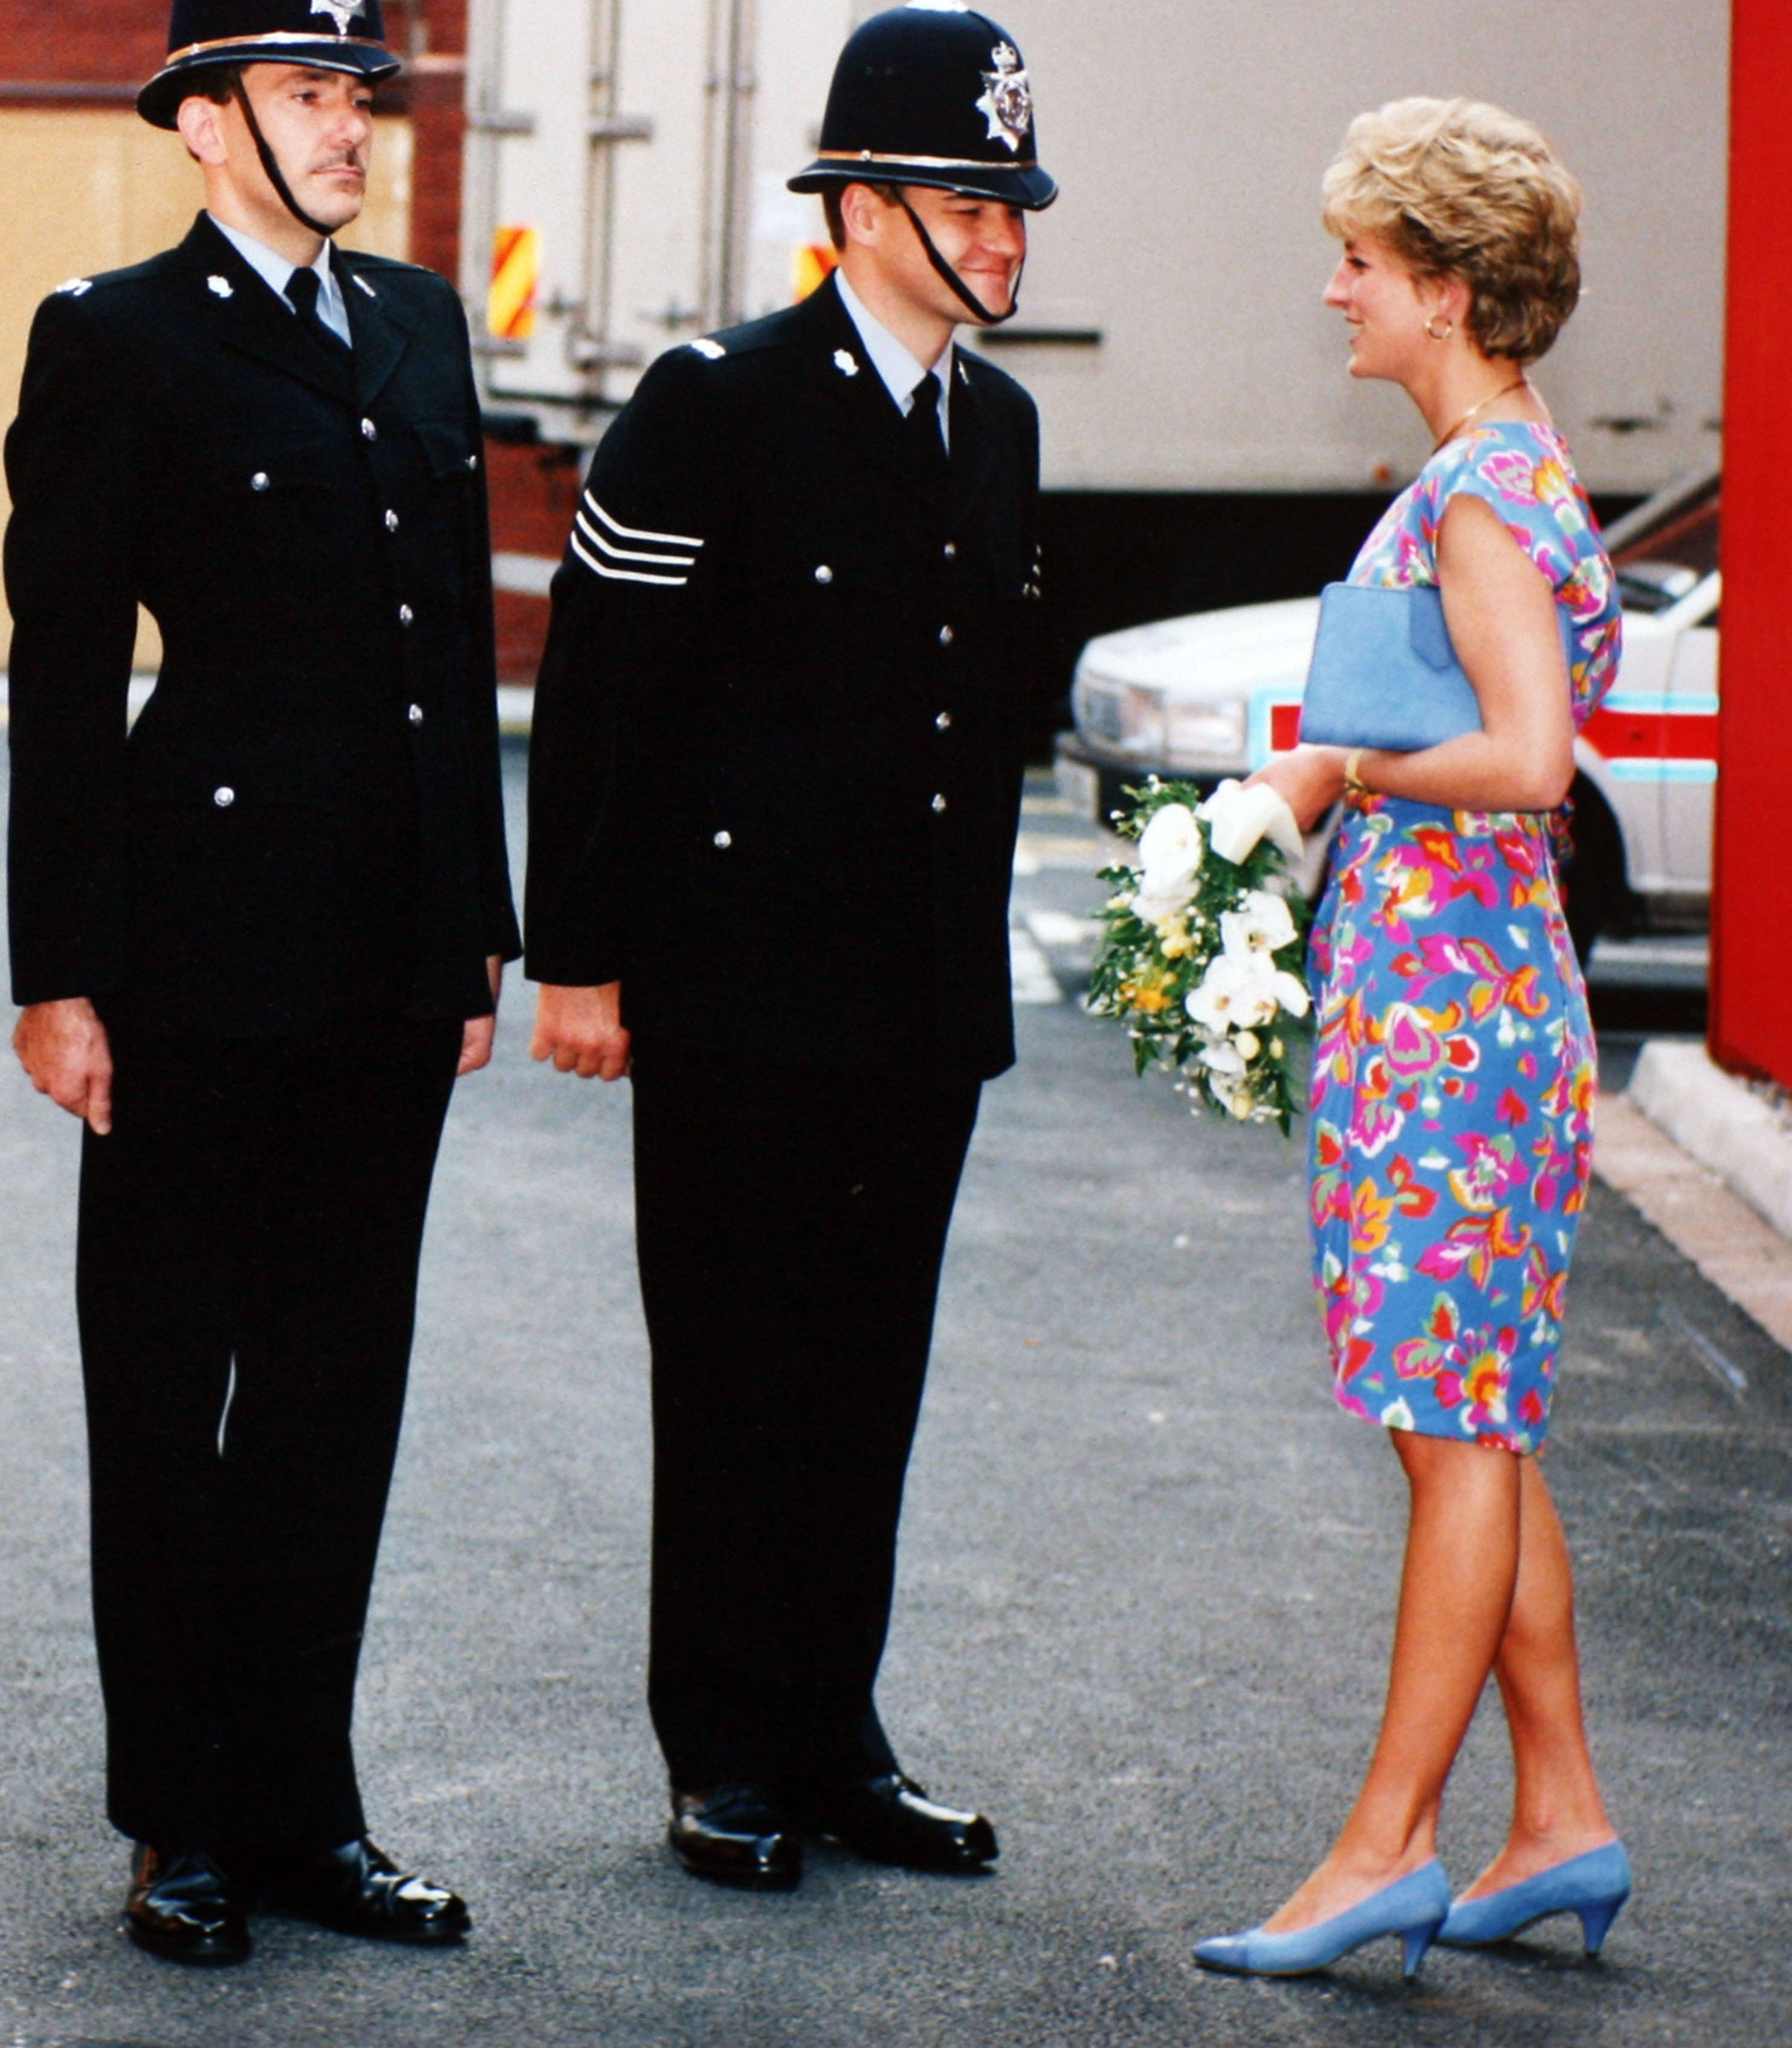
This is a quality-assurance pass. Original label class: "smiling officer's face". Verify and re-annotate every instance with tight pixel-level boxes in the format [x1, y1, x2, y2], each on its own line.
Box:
[844, 184, 1028, 331]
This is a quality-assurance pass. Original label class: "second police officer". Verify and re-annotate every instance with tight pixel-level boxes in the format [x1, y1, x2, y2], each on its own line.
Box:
[6, 0, 517, 1963]
[526, 2, 1056, 1887]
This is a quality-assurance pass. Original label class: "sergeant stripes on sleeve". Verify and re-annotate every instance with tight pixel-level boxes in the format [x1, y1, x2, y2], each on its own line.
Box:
[569, 493, 705, 587]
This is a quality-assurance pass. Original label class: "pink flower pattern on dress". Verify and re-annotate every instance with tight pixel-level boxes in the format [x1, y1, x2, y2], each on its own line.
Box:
[1308, 424, 1621, 1452]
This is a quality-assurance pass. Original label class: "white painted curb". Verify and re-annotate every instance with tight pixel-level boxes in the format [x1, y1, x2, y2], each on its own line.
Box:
[1629, 1039, 1792, 1243]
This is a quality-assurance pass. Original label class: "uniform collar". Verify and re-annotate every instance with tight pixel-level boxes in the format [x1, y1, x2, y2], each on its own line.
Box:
[207, 213, 351, 345]
[183, 215, 410, 409]
[835, 267, 954, 448]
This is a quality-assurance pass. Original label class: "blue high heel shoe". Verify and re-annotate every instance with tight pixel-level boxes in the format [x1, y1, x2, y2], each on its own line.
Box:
[1437, 1840, 1631, 1957]
[1194, 1861, 1452, 1980]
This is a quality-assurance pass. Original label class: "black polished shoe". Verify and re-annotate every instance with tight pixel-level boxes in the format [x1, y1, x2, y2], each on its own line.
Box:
[669, 1783, 802, 1891]
[804, 1772, 998, 1873]
[245, 1838, 470, 1945]
[125, 1846, 252, 1966]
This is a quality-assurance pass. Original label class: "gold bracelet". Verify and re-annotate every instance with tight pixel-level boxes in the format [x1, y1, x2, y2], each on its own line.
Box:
[1344, 747, 1368, 798]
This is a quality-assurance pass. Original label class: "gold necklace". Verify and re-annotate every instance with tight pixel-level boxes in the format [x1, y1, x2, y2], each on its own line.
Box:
[1433, 374, 1530, 453]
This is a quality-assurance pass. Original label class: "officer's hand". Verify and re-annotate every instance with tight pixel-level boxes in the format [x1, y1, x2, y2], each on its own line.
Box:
[531, 982, 631, 1082]
[458, 957, 505, 1077]
[13, 998, 115, 1135]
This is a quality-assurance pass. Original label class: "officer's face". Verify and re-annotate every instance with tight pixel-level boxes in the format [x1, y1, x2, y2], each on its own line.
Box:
[852, 186, 1028, 326]
[221, 65, 375, 236]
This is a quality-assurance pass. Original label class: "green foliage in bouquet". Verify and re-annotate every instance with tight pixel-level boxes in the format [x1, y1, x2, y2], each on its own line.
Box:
[1088, 777, 1315, 1135]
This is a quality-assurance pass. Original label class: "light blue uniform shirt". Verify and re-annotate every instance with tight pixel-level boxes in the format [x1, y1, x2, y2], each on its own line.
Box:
[209, 214, 354, 347]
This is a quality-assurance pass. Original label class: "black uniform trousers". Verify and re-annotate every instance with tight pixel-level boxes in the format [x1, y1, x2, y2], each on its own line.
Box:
[631, 1036, 980, 1795]
[76, 1012, 462, 1852]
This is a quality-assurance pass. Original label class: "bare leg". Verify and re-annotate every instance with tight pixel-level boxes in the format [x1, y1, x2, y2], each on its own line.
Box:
[1455, 1456, 1616, 1898]
[1263, 1430, 1519, 1934]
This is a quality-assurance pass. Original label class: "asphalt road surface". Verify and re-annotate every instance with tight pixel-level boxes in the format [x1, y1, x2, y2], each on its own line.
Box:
[1, 757, 1785, 2048]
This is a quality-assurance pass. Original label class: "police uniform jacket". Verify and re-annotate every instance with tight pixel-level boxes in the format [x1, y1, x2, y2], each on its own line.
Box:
[5, 213, 520, 1035]
[525, 274, 1040, 1082]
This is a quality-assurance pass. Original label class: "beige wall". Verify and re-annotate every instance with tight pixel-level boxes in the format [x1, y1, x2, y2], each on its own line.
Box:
[0, 109, 412, 667]
[985, 0, 1729, 494]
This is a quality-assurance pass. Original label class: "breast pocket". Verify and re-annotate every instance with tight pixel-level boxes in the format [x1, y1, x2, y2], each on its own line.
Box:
[412, 418, 480, 487]
[203, 434, 349, 611]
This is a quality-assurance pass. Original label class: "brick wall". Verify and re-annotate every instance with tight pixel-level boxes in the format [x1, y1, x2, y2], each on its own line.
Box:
[0, 1, 448, 86]
[486, 439, 583, 683]
[0, 1, 164, 88]
[402, 0, 467, 281]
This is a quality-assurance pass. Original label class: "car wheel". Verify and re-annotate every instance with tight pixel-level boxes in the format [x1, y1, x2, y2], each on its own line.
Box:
[1561, 774, 1637, 967]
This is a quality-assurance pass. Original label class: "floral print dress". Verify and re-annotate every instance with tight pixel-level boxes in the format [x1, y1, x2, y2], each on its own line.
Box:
[1307, 422, 1621, 1453]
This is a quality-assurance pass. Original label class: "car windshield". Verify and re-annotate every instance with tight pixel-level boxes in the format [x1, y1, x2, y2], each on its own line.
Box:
[1610, 482, 1719, 615]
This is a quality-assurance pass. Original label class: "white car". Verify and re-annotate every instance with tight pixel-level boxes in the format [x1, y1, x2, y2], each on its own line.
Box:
[1055, 471, 1720, 956]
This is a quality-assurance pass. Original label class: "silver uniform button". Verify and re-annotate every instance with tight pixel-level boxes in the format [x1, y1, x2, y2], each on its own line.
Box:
[939, 624, 954, 646]
[931, 792, 948, 814]
[250, 472, 270, 492]
[398, 603, 415, 625]
[408, 703, 425, 725]
[467, 452, 479, 470]
[213, 786, 235, 807]
[936, 710, 953, 730]
[384, 509, 399, 531]
[361, 417, 378, 439]
[713, 830, 733, 848]
[943, 541, 957, 560]
[814, 564, 833, 584]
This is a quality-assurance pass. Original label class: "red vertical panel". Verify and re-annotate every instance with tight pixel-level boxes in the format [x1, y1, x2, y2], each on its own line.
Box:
[1712, 1, 1792, 1081]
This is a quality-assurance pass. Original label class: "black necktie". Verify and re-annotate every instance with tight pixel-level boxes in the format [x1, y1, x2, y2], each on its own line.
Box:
[286, 265, 350, 355]
[904, 370, 947, 466]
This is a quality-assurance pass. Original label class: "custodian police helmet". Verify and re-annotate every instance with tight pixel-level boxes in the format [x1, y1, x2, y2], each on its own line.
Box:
[789, 2, 1057, 213]
[137, 1, 402, 131]
[788, 3, 1056, 326]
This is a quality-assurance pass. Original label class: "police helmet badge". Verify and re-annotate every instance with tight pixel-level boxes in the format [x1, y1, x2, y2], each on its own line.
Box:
[311, 0, 360, 32]
[975, 43, 1032, 155]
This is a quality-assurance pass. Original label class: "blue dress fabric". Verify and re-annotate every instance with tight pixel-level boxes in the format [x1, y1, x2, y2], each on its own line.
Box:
[1306, 422, 1622, 1452]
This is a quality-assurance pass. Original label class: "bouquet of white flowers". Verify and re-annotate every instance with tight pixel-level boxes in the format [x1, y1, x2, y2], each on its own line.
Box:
[1087, 777, 1313, 1133]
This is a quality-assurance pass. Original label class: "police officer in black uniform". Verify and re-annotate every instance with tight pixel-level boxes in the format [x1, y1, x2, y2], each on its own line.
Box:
[5, 1, 519, 1963]
[527, 3, 1055, 1889]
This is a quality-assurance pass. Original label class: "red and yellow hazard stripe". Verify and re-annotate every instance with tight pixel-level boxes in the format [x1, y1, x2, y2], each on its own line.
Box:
[793, 242, 838, 304]
[488, 225, 540, 341]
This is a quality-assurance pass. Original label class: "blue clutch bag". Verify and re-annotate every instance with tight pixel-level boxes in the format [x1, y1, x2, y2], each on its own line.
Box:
[1299, 581, 1578, 752]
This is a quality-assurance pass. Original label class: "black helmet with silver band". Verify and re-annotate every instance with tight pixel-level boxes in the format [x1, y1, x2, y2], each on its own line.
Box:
[138, 1, 401, 129]
[788, 2, 1056, 326]
[138, 2, 399, 237]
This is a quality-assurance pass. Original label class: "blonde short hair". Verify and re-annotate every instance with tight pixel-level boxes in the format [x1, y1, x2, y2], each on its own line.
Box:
[1322, 97, 1582, 364]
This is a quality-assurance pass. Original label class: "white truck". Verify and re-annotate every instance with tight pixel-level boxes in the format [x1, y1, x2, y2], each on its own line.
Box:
[459, 0, 1726, 479]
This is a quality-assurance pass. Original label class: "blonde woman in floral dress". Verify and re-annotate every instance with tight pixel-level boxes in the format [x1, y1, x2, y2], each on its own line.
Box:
[1193, 99, 1631, 1980]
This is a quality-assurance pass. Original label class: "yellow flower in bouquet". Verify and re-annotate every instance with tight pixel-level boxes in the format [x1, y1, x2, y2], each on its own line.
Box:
[1088, 778, 1313, 1135]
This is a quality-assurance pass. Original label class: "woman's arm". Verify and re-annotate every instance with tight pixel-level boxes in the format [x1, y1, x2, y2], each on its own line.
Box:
[1362, 493, 1576, 810]
[1251, 493, 1577, 826]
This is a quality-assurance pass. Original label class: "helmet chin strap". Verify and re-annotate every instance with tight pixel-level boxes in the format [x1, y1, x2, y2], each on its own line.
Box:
[897, 193, 1025, 328]
[232, 77, 337, 239]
